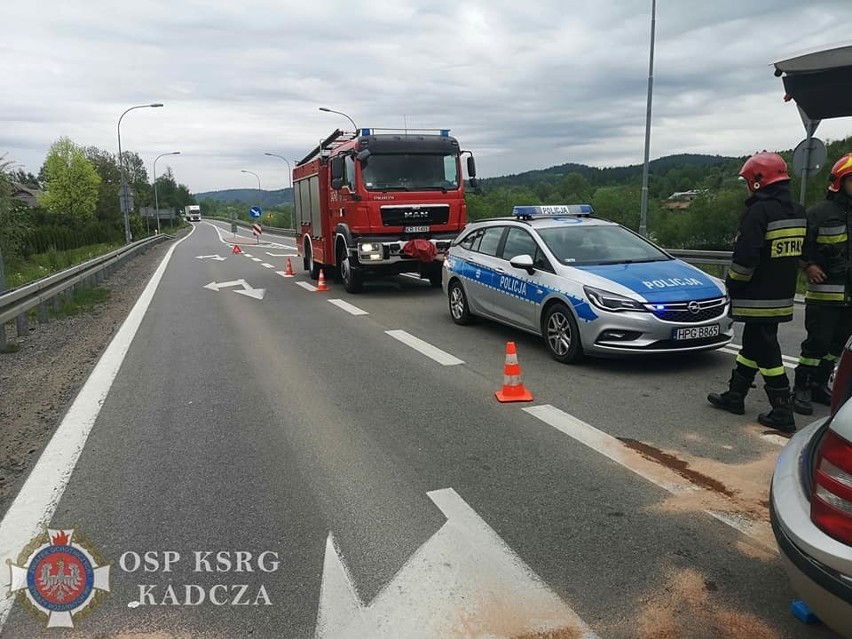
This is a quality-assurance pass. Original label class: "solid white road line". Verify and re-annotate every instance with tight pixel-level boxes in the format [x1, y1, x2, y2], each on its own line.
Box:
[522, 404, 776, 553]
[328, 299, 369, 316]
[720, 346, 794, 369]
[726, 343, 798, 364]
[385, 330, 464, 366]
[262, 263, 275, 269]
[0, 224, 198, 630]
[297, 281, 318, 292]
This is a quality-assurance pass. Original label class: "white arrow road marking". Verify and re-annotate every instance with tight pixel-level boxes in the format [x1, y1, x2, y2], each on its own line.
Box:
[195, 255, 227, 261]
[296, 281, 318, 292]
[316, 488, 599, 639]
[328, 299, 369, 316]
[385, 330, 463, 366]
[523, 404, 777, 553]
[203, 279, 266, 300]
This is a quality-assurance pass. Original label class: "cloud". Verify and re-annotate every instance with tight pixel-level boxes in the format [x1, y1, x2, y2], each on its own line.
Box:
[2, 0, 851, 191]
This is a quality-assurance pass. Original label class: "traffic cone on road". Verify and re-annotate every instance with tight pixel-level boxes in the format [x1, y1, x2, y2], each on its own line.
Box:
[232, 244, 242, 254]
[283, 258, 295, 277]
[316, 269, 329, 292]
[495, 342, 533, 403]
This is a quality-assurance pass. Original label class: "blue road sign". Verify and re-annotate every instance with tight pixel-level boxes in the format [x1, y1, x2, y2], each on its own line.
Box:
[249, 206, 262, 219]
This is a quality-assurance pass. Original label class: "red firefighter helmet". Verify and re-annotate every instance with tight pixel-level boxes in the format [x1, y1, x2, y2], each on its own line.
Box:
[828, 153, 852, 192]
[738, 152, 790, 192]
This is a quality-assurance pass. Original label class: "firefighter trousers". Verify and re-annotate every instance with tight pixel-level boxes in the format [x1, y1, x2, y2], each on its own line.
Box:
[798, 304, 852, 369]
[735, 323, 788, 388]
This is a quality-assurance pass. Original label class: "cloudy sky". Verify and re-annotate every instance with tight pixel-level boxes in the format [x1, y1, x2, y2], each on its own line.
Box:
[2, 0, 851, 193]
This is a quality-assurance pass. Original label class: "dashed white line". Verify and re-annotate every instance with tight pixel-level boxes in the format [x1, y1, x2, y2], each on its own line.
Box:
[296, 281, 318, 292]
[385, 330, 464, 366]
[262, 263, 275, 269]
[276, 271, 294, 278]
[242, 253, 253, 258]
[251, 257, 262, 262]
[522, 404, 777, 553]
[328, 299, 369, 316]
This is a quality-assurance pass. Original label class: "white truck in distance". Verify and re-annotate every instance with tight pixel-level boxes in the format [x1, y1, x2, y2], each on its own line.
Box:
[185, 205, 201, 222]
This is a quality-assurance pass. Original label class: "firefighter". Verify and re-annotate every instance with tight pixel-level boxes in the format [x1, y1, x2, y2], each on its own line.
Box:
[708, 152, 807, 433]
[792, 153, 852, 415]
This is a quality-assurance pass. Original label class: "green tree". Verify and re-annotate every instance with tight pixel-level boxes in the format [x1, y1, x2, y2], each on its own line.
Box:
[558, 172, 592, 202]
[39, 137, 101, 222]
[0, 156, 33, 272]
[85, 146, 122, 230]
[121, 151, 152, 209]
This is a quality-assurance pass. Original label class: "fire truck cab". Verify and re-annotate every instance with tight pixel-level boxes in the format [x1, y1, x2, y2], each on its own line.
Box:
[293, 127, 476, 293]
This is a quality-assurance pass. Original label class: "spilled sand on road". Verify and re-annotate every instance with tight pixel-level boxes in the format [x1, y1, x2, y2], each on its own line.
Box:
[635, 566, 780, 639]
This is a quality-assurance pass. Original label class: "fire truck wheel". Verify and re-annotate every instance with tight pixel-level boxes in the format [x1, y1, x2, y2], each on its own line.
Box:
[307, 246, 321, 280]
[448, 279, 475, 325]
[339, 249, 363, 294]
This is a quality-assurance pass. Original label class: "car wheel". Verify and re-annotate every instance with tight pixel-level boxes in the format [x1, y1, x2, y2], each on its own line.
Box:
[543, 302, 583, 364]
[448, 280, 475, 325]
[339, 246, 363, 294]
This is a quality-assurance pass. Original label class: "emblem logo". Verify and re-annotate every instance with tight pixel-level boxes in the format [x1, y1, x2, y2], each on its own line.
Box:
[688, 301, 701, 314]
[8, 528, 111, 628]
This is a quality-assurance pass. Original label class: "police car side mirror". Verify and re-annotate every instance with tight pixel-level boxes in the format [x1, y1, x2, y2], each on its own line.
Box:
[510, 254, 535, 274]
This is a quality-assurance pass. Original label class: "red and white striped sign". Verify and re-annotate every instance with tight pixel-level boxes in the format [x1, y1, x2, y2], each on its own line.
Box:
[252, 223, 262, 236]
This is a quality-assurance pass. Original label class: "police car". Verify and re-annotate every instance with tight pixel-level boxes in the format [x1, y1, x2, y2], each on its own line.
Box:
[442, 205, 734, 363]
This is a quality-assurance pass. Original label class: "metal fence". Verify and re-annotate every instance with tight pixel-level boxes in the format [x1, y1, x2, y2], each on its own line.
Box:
[0, 234, 169, 349]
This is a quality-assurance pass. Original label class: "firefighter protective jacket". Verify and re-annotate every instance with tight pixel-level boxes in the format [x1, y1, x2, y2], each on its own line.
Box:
[726, 183, 807, 323]
[803, 190, 852, 305]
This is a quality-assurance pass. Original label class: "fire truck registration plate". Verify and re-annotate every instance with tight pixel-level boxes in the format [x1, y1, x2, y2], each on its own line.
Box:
[404, 225, 430, 233]
[672, 324, 720, 340]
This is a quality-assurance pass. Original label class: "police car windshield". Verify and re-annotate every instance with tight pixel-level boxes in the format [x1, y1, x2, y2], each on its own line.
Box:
[536, 225, 671, 265]
[361, 154, 459, 191]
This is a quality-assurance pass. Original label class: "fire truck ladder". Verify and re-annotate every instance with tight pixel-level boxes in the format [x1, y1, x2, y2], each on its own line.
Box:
[296, 129, 358, 166]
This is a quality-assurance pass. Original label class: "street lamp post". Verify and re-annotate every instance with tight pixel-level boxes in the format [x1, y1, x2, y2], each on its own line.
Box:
[117, 103, 164, 243]
[153, 151, 181, 234]
[318, 107, 358, 133]
[264, 152, 293, 229]
[638, 0, 656, 238]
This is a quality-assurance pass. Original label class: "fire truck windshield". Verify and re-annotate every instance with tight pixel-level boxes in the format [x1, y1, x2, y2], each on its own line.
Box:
[360, 154, 459, 191]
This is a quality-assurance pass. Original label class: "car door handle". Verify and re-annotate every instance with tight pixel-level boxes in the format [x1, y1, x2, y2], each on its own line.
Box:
[495, 267, 506, 274]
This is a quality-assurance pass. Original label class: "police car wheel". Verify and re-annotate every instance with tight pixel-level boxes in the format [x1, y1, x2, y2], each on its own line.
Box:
[543, 303, 582, 364]
[448, 280, 474, 325]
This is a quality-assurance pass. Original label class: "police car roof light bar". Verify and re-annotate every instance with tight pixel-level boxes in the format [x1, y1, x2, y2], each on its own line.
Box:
[512, 204, 594, 219]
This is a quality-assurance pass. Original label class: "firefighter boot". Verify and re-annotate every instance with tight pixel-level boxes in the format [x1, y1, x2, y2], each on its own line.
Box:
[792, 367, 814, 416]
[707, 369, 753, 415]
[811, 359, 835, 406]
[758, 386, 797, 434]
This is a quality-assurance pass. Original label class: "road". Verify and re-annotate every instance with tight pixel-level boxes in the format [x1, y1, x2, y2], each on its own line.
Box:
[0, 220, 838, 638]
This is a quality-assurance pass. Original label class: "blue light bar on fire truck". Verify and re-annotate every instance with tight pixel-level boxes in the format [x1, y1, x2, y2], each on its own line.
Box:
[512, 204, 594, 219]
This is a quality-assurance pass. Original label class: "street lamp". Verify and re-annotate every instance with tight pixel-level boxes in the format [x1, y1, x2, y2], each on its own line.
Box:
[117, 103, 164, 243]
[638, 0, 656, 238]
[153, 151, 180, 234]
[318, 106, 358, 133]
[264, 152, 293, 229]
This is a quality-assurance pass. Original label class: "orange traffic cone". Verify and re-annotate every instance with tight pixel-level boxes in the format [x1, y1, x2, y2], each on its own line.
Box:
[495, 342, 533, 402]
[316, 269, 329, 292]
[283, 257, 295, 277]
[232, 244, 242, 254]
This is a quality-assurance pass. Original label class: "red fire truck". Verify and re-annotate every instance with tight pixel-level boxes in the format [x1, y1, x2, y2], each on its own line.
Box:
[293, 127, 477, 293]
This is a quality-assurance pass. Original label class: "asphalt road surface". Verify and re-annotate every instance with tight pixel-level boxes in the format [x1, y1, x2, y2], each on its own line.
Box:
[0, 221, 839, 639]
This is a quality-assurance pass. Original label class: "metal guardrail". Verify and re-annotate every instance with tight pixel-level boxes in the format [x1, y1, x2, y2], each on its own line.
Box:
[0, 234, 169, 346]
[666, 249, 732, 266]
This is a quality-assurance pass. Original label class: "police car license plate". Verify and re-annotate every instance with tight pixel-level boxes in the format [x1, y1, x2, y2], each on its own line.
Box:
[673, 325, 720, 340]
[405, 225, 430, 233]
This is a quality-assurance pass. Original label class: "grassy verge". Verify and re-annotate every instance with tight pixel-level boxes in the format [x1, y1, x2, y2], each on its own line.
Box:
[5, 244, 121, 288]
[50, 287, 111, 318]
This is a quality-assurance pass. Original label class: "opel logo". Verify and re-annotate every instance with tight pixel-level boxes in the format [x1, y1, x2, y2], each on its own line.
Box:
[688, 301, 701, 314]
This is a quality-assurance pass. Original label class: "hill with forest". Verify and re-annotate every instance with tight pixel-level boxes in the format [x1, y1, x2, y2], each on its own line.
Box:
[195, 188, 293, 208]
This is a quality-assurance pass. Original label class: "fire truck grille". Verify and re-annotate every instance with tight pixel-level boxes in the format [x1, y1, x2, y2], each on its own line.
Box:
[380, 205, 450, 227]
